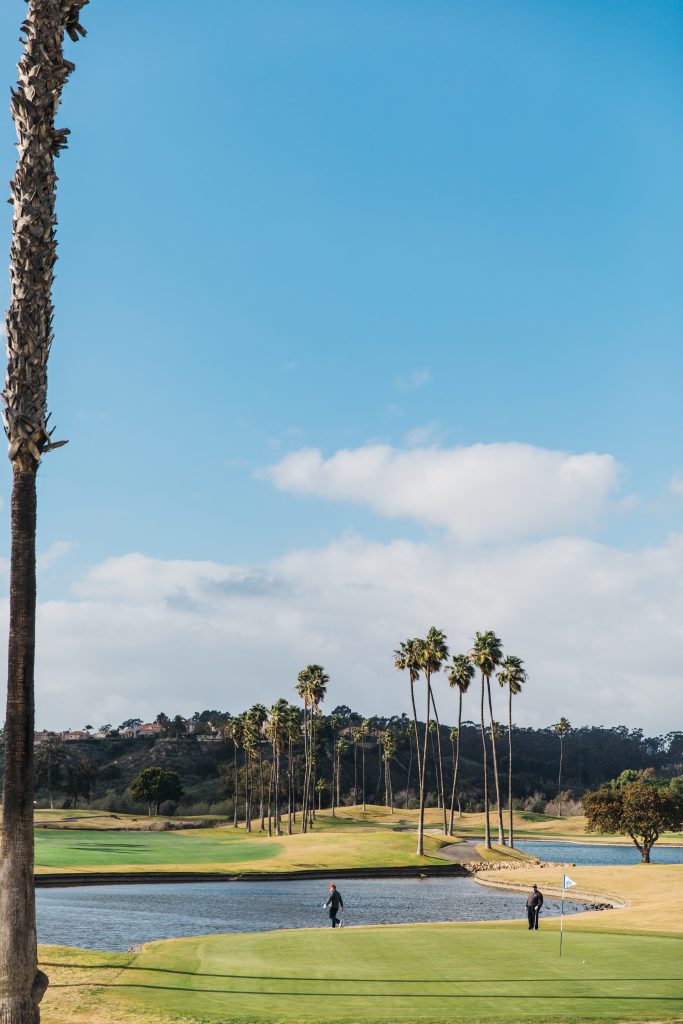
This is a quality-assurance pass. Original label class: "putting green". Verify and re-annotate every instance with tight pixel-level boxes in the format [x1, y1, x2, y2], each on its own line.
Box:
[40, 924, 683, 1023]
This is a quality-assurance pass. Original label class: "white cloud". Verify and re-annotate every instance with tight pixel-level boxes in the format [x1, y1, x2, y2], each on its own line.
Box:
[670, 474, 683, 497]
[260, 442, 620, 543]
[38, 540, 75, 570]
[4, 530, 681, 733]
[394, 368, 431, 391]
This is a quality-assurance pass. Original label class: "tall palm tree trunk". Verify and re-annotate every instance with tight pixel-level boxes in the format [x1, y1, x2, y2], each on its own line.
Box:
[1, 471, 46, 1023]
[428, 687, 448, 834]
[1, 4, 88, 1020]
[417, 680, 431, 856]
[361, 740, 366, 812]
[508, 688, 514, 847]
[233, 743, 239, 828]
[558, 736, 564, 817]
[486, 678, 506, 845]
[479, 675, 491, 848]
[406, 732, 413, 810]
[449, 690, 463, 835]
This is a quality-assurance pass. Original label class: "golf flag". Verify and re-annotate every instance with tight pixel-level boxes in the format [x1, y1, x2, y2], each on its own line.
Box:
[563, 875, 576, 889]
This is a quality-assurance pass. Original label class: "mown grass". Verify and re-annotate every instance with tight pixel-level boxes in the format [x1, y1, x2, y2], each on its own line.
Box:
[34, 820, 451, 874]
[39, 921, 683, 1023]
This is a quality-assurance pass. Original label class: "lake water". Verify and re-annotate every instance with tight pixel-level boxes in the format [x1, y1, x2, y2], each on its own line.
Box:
[517, 840, 683, 866]
[36, 877, 583, 951]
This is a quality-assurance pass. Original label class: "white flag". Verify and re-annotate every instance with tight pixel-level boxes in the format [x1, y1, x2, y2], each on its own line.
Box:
[563, 875, 576, 889]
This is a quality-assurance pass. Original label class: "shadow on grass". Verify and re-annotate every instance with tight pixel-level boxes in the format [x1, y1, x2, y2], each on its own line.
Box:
[40, 964, 683, 987]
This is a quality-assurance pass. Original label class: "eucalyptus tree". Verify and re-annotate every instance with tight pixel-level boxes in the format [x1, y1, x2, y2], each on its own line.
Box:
[497, 655, 527, 846]
[553, 717, 572, 816]
[468, 631, 504, 849]
[418, 627, 449, 836]
[447, 654, 475, 833]
[1, 4, 89, 1020]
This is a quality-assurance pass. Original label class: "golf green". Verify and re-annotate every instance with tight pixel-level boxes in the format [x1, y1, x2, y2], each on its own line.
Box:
[60, 923, 683, 1023]
[35, 828, 279, 869]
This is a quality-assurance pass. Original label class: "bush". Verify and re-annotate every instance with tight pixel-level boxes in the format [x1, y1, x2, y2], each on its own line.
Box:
[544, 791, 583, 817]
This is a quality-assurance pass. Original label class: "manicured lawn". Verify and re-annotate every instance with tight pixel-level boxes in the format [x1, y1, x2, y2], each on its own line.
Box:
[39, 924, 683, 1023]
[34, 822, 449, 874]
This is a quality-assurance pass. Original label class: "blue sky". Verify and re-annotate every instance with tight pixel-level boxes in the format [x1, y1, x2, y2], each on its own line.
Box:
[0, 1, 681, 729]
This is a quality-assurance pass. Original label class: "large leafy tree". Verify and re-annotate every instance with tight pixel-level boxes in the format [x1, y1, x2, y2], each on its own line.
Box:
[583, 778, 683, 863]
[447, 654, 475, 833]
[497, 655, 527, 847]
[553, 717, 572, 816]
[468, 631, 504, 849]
[34, 734, 67, 810]
[1, 4, 89, 1020]
[130, 767, 183, 816]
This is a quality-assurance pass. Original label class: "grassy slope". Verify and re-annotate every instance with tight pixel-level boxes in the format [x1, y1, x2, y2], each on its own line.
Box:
[39, 921, 683, 1024]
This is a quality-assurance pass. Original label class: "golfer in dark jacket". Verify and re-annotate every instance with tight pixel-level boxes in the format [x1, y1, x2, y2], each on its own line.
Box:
[526, 884, 543, 929]
[325, 884, 344, 927]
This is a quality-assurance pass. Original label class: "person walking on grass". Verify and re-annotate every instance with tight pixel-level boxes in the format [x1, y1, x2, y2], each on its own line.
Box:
[526, 884, 543, 930]
[324, 883, 344, 927]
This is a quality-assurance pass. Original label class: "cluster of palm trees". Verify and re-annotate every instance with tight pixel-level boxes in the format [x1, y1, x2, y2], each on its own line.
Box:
[395, 628, 527, 854]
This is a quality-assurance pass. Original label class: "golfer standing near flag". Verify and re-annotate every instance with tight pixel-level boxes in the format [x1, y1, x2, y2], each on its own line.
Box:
[324, 884, 344, 927]
[526, 884, 543, 929]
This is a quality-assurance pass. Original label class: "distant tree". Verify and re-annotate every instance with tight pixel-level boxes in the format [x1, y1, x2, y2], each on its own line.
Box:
[154, 712, 170, 733]
[99, 724, 112, 735]
[119, 718, 143, 732]
[553, 718, 572, 816]
[34, 735, 67, 809]
[583, 779, 683, 863]
[315, 777, 327, 810]
[65, 754, 98, 807]
[130, 767, 183, 816]
[166, 715, 187, 739]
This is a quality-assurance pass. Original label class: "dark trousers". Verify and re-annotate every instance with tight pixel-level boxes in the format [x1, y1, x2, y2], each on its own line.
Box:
[329, 908, 340, 927]
[527, 906, 540, 929]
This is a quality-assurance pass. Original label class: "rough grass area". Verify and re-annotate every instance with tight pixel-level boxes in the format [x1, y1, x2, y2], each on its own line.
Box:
[39, 923, 683, 1024]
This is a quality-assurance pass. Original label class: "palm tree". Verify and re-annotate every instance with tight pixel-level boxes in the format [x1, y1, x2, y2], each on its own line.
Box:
[295, 665, 328, 831]
[418, 627, 449, 836]
[497, 655, 527, 847]
[328, 713, 341, 818]
[246, 703, 268, 831]
[394, 637, 428, 852]
[224, 717, 244, 827]
[468, 631, 504, 849]
[336, 737, 349, 808]
[1, 7, 89, 1018]
[357, 719, 370, 811]
[405, 719, 416, 809]
[267, 699, 288, 836]
[380, 730, 398, 811]
[553, 717, 572, 816]
[284, 705, 301, 833]
[447, 654, 475, 833]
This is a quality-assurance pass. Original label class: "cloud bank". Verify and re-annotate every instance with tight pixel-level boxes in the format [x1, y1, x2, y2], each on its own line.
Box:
[8, 530, 682, 733]
[261, 442, 620, 543]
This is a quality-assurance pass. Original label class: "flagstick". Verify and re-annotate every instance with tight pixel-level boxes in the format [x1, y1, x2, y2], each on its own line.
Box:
[559, 890, 564, 957]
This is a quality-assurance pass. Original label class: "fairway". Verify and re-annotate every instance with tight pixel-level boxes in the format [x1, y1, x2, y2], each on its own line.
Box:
[39, 924, 683, 1023]
[34, 822, 449, 874]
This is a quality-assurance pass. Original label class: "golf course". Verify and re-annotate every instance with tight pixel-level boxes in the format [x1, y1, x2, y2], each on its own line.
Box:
[30, 808, 683, 1023]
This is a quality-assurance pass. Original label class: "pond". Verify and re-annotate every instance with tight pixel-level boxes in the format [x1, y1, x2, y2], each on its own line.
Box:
[516, 840, 683, 866]
[37, 876, 585, 951]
